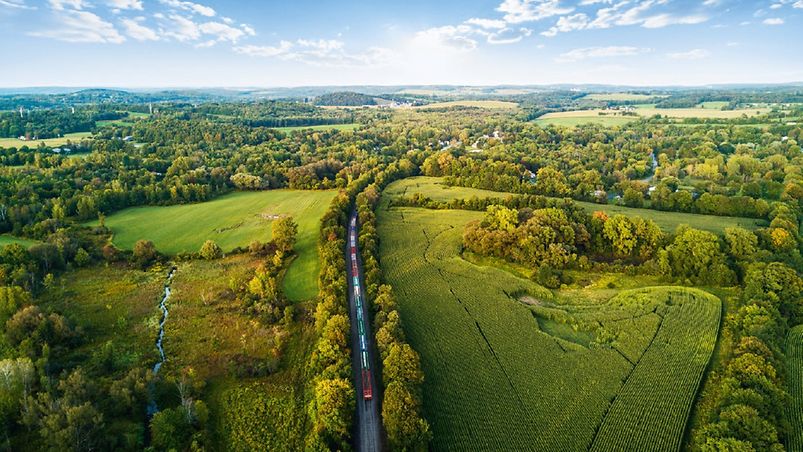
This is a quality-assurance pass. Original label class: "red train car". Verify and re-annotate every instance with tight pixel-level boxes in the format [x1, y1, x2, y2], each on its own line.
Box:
[362, 368, 373, 400]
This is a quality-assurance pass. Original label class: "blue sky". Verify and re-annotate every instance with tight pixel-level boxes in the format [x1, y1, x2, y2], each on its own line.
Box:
[0, 0, 801, 87]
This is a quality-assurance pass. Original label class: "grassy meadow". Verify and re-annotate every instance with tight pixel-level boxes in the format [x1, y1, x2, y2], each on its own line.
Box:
[96, 189, 336, 301]
[420, 100, 519, 109]
[385, 177, 766, 234]
[0, 234, 38, 248]
[535, 115, 636, 127]
[583, 93, 663, 101]
[536, 104, 772, 127]
[377, 203, 721, 450]
[164, 254, 314, 450]
[38, 264, 167, 370]
[0, 131, 93, 148]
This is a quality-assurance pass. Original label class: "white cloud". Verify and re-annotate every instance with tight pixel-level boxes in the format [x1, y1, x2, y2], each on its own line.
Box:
[667, 48, 710, 60]
[108, 0, 142, 11]
[0, 0, 36, 9]
[702, 0, 721, 5]
[49, 0, 87, 10]
[641, 13, 708, 28]
[160, 14, 199, 40]
[235, 39, 392, 67]
[795, 1, 803, 8]
[415, 20, 532, 51]
[415, 25, 479, 51]
[198, 21, 247, 43]
[497, 0, 573, 23]
[32, 8, 125, 43]
[465, 17, 507, 29]
[541, 13, 589, 36]
[487, 27, 532, 44]
[159, 0, 215, 17]
[762, 17, 784, 25]
[556, 45, 649, 63]
[121, 16, 159, 40]
[235, 41, 293, 57]
[543, 1, 708, 36]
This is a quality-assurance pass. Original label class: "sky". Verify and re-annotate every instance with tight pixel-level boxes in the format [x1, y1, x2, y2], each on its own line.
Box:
[0, 0, 801, 87]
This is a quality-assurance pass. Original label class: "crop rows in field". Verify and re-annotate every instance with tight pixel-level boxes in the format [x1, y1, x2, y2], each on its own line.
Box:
[788, 325, 803, 452]
[591, 289, 721, 451]
[377, 204, 722, 451]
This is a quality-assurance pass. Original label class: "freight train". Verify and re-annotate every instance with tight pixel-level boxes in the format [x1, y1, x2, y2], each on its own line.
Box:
[350, 215, 373, 400]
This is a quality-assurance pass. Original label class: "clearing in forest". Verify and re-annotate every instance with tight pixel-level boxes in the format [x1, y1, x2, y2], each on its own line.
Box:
[385, 176, 766, 234]
[96, 189, 336, 301]
[377, 204, 721, 451]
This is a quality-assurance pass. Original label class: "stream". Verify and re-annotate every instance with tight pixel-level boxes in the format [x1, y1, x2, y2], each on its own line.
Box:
[147, 266, 176, 415]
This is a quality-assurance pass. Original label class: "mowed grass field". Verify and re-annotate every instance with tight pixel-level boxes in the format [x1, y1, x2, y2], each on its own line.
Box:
[385, 177, 766, 233]
[536, 115, 636, 127]
[0, 234, 38, 248]
[419, 100, 519, 109]
[0, 131, 93, 148]
[96, 189, 336, 301]
[96, 111, 150, 127]
[536, 105, 771, 127]
[377, 203, 721, 450]
[274, 123, 359, 132]
[583, 93, 662, 101]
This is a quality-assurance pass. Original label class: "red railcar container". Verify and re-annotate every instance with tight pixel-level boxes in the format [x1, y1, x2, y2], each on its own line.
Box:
[362, 369, 373, 400]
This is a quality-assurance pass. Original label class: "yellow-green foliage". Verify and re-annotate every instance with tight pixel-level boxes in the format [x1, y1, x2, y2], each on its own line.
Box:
[215, 383, 305, 451]
[38, 265, 165, 367]
[378, 205, 722, 451]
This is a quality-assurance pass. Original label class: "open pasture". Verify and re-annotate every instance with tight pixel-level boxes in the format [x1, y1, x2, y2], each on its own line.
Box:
[377, 204, 721, 451]
[419, 100, 519, 109]
[96, 189, 336, 301]
[583, 93, 663, 101]
[537, 105, 771, 127]
[384, 176, 766, 234]
[0, 234, 38, 248]
[0, 131, 92, 148]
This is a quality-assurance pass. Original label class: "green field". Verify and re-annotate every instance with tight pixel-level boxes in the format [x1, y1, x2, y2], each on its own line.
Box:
[96, 190, 336, 301]
[385, 177, 766, 234]
[0, 234, 38, 248]
[97, 111, 150, 127]
[0, 131, 93, 148]
[536, 115, 636, 127]
[537, 105, 771, 128]
[274, 123, 359, 132]
[377, 204, 721, 451]
[166, 254, 312, 450]
[788, 325, 803, 452]
[39, 265, 165, 369]
[419, 100, 519, 109]
[698, 101, 730, 109]
[584, 93, 662, 101]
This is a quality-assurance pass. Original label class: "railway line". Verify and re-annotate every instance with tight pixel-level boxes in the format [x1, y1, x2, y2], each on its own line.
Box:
[347, 212, 382, 452]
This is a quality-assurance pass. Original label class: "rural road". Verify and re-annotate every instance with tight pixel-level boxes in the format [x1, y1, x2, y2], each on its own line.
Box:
[346, 212, 383, 452]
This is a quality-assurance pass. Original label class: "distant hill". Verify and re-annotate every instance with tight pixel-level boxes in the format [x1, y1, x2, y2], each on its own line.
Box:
[314, 92, 378, 106]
